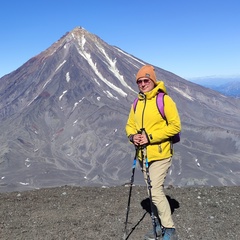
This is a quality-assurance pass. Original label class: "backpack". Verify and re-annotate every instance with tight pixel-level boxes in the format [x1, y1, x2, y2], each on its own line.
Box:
[133, 92, 180, 144]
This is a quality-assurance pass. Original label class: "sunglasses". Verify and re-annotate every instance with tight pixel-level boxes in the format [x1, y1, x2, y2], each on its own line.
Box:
[137, 79, 150, 85]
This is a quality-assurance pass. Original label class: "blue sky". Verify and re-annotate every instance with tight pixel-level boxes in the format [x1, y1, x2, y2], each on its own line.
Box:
[0, 0, 239, 80]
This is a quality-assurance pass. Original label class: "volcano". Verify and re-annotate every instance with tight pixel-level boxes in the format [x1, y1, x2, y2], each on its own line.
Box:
[0, 27, 240, 192]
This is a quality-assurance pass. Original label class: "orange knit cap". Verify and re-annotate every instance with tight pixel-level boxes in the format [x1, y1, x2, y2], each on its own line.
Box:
[136, 65, 157, 84]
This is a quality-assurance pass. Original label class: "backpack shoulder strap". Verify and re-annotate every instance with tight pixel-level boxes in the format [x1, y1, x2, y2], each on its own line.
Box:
[156, 92, 166, 120]
[133, 98, 138, 112]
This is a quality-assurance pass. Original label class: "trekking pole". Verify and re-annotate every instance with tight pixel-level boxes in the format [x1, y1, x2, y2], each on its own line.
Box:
[123, 147, 138, 240]
[142, 139, 158, 240]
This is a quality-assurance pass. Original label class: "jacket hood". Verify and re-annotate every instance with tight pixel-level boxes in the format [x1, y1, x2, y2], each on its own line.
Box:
[156, 81, 167, 94]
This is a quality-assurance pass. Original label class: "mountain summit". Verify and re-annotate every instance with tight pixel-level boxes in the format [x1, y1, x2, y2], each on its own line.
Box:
[0, 27, 240, 192]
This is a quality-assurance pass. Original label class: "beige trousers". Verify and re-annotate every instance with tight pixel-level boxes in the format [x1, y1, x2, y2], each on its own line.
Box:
[140, 157, 175, 228]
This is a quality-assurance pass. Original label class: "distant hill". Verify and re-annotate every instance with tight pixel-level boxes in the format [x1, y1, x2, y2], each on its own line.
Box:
[209, 81, 240, 98]
[189, 76, 240, 97]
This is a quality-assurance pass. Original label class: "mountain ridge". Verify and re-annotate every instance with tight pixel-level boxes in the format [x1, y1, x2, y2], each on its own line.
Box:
[207, 81, 240, 97]
[188, 76, 240, 97]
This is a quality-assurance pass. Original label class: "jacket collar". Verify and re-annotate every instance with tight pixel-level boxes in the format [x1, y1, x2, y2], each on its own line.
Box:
[138, 81, 167, 100]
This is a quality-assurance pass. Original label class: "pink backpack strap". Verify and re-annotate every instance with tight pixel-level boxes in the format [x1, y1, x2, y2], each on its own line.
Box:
[156, 92, 166, 120]
[133, 98, 138, 112]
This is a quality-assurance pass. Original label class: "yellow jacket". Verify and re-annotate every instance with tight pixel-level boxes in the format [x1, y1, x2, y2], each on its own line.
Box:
[125, 81, 181, 162]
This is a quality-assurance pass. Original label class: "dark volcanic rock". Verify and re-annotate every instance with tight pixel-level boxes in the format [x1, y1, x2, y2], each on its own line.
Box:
[0, 186, 239, 240]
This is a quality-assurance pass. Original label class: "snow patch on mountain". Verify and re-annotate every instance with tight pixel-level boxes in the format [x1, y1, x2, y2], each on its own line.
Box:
[173, 87, 195, 101]
[66, 72, 70, 82]
[55, 60, 66, 72]
[42, 78, 52, 89]
[59, 90, 67, 101]
[115, 47, 145, 66]
[74, 35, 127, 97]
[103, 90, 119, 99]
[97, 45, 135, 93]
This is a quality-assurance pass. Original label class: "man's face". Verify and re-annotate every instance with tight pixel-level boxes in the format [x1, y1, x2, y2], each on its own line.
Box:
[137, 77, 155, 93]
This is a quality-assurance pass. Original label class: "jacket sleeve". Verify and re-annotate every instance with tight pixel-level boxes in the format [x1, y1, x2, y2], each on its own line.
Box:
[125, 106, 137, 138]
[149, 95, 181, 143]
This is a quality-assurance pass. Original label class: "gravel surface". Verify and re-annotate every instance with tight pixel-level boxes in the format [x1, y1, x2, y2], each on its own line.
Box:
[0, 185, 239, 240]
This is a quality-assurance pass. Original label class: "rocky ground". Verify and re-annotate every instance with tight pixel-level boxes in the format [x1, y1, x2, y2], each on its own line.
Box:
[0, 185, 239, 240]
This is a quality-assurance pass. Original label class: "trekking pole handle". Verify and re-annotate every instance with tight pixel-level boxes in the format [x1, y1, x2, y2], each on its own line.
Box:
[139, 128, 149, 149]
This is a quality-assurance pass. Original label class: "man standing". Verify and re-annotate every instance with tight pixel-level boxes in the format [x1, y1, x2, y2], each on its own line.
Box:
[125, 65, 181, 240]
